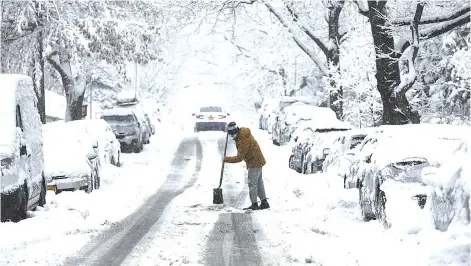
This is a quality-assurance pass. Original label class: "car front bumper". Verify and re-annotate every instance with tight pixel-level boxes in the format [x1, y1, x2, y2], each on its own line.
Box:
[48, 176, 89, 192]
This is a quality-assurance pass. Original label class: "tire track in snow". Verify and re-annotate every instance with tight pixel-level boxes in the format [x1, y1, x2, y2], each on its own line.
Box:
[202, 137, 263, 266]
[63, 136, 203, 266]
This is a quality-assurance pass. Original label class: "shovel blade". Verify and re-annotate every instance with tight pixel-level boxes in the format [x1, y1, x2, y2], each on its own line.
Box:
[213, 188, 223, 204]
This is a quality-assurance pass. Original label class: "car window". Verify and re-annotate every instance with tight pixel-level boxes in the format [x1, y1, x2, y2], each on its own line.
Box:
[200, 106, 222, 112]
[16, 105, 23, 130]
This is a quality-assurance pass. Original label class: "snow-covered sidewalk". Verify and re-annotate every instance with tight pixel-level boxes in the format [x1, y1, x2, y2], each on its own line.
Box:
[0, 121, 185, 265]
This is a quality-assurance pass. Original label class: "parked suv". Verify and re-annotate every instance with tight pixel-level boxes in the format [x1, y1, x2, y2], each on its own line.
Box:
[1, 74, 47, 222]
[102, 108, 144, 153]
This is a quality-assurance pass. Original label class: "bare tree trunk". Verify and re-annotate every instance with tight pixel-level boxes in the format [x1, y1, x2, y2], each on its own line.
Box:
[47, 51, 84, 121]
[367, 1, 420, 125]
[326, 1, 344, 119]
[36, 30, 46, 123]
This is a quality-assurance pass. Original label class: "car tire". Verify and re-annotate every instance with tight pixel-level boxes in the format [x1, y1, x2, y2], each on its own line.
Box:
[343, 175, 347, 189]
[117, 152, 121, 167]
[38, 176, 46, 207]
[358, 180, 373, 221]
[289, 155, 295, 169]
[303, 163, 308, 174]
[15, 182, 29, 222]
[87, 173, 94, 193]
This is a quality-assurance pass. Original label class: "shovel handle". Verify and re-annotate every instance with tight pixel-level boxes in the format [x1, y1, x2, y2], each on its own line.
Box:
[219, 132, 229, 188]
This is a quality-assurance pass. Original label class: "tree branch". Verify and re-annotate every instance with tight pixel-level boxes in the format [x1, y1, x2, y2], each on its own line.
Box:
[261, 0, 329, 75]
[354, 0, 369, 17]
[398, 12, 470, 54]
[395, 2, 424, 95]
[285, 3, 329, 55]
[391, 3, 470, 26]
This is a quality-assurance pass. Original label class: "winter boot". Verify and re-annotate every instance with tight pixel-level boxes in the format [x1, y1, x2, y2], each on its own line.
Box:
[259, 199, 270, 210]
[243, 202, 259, 210]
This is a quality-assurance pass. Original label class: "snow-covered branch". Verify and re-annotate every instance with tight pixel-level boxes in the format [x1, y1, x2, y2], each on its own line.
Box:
[261, 0, 329, 75]
[285, 3, 329, 55]
[391, 3, 470, 26]
[353, 0, 369, 16]
[395, 2, 424, 95]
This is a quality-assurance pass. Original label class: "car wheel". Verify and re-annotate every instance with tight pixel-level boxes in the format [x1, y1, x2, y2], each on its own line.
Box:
[146, 134, 150, 144]
[117, 152, 121, 167]
[343, 175, 347, 189]
[303, 163, 308, 174]
[15, 182, 29, 222]
[358, 179, 372, 221]
[289, 155, 295, 169]
[87, 173, 94, 193]
[38, 176, 46, 207]
[111, 154, 117, 166]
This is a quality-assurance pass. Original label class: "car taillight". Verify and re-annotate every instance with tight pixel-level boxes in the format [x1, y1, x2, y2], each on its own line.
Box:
[220, 115, 226, 118]
[196, 115, 203, 118]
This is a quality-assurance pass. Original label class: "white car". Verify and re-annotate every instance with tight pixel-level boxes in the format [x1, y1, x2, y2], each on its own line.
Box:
[192, 106, 230, 132]
[43, 131, 96, 194]
[65, 119, 122, 166]
[42, 122, 101, 190]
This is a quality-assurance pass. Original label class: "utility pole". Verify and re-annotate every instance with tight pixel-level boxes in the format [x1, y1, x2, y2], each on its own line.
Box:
[89, 79, 93, 119]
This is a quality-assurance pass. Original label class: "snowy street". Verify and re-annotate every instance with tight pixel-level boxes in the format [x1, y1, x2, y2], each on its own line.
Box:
[1, 113, 468, 266]
[1, 1, 470, 265]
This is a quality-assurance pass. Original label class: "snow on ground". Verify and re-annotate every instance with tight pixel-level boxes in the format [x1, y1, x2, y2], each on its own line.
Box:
[250, 128, 470, 266]
[0, 118, 184, 266]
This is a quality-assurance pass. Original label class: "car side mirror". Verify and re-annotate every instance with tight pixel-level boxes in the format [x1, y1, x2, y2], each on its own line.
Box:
[137, 122, 141, 127]
[227, 113, 230, 116]
[365, 154, 372, 163]
[20, 144, 27, 156]
[192, 113, 195, 116]
[294, 136, 298, 142]
[92, 140, 98, 149]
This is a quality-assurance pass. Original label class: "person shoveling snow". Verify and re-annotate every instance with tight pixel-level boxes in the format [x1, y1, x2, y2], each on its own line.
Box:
[223, 121, 270, 211]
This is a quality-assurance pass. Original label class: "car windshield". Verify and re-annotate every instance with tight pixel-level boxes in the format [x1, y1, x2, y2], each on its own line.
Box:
[103, 115, 135, 124]
[200, 106, 222, 112]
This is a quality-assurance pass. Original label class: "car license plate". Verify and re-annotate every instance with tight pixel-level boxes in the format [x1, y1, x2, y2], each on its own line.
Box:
[47, 185, 56, 192]
[209, 117, 214, 120]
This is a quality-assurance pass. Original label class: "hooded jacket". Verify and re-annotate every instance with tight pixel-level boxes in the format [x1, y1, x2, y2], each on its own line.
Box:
[224, 127, 266, 168]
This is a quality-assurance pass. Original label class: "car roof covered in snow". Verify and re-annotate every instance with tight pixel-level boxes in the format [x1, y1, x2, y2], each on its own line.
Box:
[365, 124, 471, 168]
[281, 102, 338, 124]
[279, 96, 317, 105]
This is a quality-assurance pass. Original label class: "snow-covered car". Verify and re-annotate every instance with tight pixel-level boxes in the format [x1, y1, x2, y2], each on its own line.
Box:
[289, 125, 349, 174]
[258, 98, 279, 130]
[355, 124, 470, 228]
[43, 130, 96, 194]
[421, 138, 470, 232]
[102, 108, 145, 153]
[115, 92, 151, 145]
[0, 74, 47, 223]
[322, 128, 377, 188]
[192, 106, 230, 132]
[269, 96, 318, 138]
[65, 119, 121, 166]
[42, 122, 102, 191]
[272, 101, 349, 146]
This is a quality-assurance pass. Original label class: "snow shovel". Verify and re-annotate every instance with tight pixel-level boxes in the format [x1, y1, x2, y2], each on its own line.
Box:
[213, 132, 229, 204]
